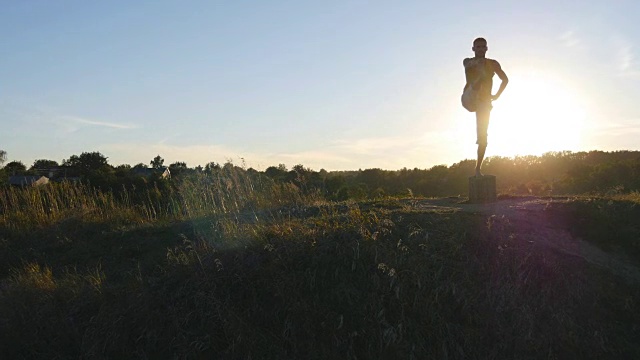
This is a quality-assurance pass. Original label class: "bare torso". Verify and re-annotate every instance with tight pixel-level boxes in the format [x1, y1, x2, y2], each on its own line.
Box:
[463, 57, 496, 102]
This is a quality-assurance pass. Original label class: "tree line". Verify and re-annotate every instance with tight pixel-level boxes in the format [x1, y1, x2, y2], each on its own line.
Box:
[2, 149, 640, 199]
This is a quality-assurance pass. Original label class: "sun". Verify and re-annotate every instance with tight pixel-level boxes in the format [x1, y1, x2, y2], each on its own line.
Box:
[488, 71, 586, 157]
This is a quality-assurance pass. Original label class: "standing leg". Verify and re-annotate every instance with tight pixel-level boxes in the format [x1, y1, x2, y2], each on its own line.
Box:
[475, 108, 490, 177]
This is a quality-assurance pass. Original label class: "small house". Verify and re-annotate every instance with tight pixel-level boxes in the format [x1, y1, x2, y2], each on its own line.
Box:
[132, 167, 171, 179]
[9, 176, 50, 187]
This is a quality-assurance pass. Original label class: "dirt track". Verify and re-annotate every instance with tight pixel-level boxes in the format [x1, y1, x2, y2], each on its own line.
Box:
[410, 197, 640, 284]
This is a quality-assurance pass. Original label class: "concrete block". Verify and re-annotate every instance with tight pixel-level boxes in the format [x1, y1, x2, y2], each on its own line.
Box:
[468, 175, 496, 203]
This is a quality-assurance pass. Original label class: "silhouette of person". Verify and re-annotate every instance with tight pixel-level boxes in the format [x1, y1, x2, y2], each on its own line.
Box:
[462, 37, 508, 177]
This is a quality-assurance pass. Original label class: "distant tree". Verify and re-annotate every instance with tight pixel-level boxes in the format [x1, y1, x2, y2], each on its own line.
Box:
[30, 159, 59, 170]
[358, 168, 386, 190]
[292, 164, 310, 174]
[222, 161, 235, 171]
[113, 164, 132, 177]
[0, 150, 6, 166]
[247, 167, 259, 175]
[204, 162, 221, 173]
[62, 155, 78, 168]
[325, 175, 347, 199]
[169, 161, 188, 176]
[169, 161, 187, 169]
[4, 161, 27, 175]
[150, 155, 165, 169]
[288, 164, 313, 191]
[132, 163, 148, 170]
[63, 152, 109, 173]
[265, 165, 287, 180]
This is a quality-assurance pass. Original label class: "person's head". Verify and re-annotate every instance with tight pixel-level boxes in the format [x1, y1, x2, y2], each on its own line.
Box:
[472, 37, 488, 57]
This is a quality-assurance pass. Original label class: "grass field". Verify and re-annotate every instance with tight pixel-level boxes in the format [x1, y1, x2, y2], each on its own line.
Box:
[0, 176, 639, 359]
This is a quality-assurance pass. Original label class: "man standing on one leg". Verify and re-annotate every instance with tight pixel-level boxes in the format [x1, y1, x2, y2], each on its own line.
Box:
[462, 37, 508, 177]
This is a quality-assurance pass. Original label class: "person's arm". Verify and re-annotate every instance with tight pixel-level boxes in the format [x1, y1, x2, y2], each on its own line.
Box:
[491, 60, 508, 100]
[463, 58, 482, 89]
[463, 58, 471, 87]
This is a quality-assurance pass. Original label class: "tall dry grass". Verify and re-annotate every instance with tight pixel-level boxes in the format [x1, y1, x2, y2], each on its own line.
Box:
[0, 167, 316, 232]
[2, 171, 639, 358]
[0, 181, 123, 230]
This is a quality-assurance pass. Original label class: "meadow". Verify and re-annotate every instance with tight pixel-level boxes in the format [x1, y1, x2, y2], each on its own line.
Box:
[0, 167, 639, 359]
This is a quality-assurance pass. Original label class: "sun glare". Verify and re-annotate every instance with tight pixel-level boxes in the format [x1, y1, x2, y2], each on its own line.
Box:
[489, 72, 586, 157]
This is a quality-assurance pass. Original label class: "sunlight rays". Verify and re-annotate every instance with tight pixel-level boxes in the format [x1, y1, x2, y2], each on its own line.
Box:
[489, 71, 587, 157]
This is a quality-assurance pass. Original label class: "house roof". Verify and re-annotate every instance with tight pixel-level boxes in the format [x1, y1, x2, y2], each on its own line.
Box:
[132, 167, 170, 176]
[9, 176, 49, 186]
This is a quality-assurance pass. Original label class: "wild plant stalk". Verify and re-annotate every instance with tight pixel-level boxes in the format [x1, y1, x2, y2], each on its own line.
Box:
[0, 168, 315, 231]
[0, 182, 122, 230]
[174, 168, 314, 219]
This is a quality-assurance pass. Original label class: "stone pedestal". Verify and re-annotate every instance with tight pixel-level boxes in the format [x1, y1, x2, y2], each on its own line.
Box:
[468, 175, 496, 203]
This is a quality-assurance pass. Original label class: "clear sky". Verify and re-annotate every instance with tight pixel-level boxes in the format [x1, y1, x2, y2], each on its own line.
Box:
[1, 0, 639, 170]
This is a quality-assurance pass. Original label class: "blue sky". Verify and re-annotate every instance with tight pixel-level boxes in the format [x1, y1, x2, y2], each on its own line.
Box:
[1, 0, 639, 170]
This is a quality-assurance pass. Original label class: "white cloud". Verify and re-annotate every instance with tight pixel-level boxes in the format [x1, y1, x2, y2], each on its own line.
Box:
[277, 150, 353, 167]
[559, 30, 581, 48]
[276, 132, 465, 170]
[103, 143, 245, 167]
[330, 136, 411, 155]
[590, 118, 640, 135]
[614, 37, 640, 79]
[102, 141, 363, 170]
[582, 117, 640, 151]
[55, 115, 138, 132]
[102, 130, 464, 171]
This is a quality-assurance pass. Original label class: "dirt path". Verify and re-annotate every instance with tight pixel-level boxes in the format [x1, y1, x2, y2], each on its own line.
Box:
[411, 197, 640, 284]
